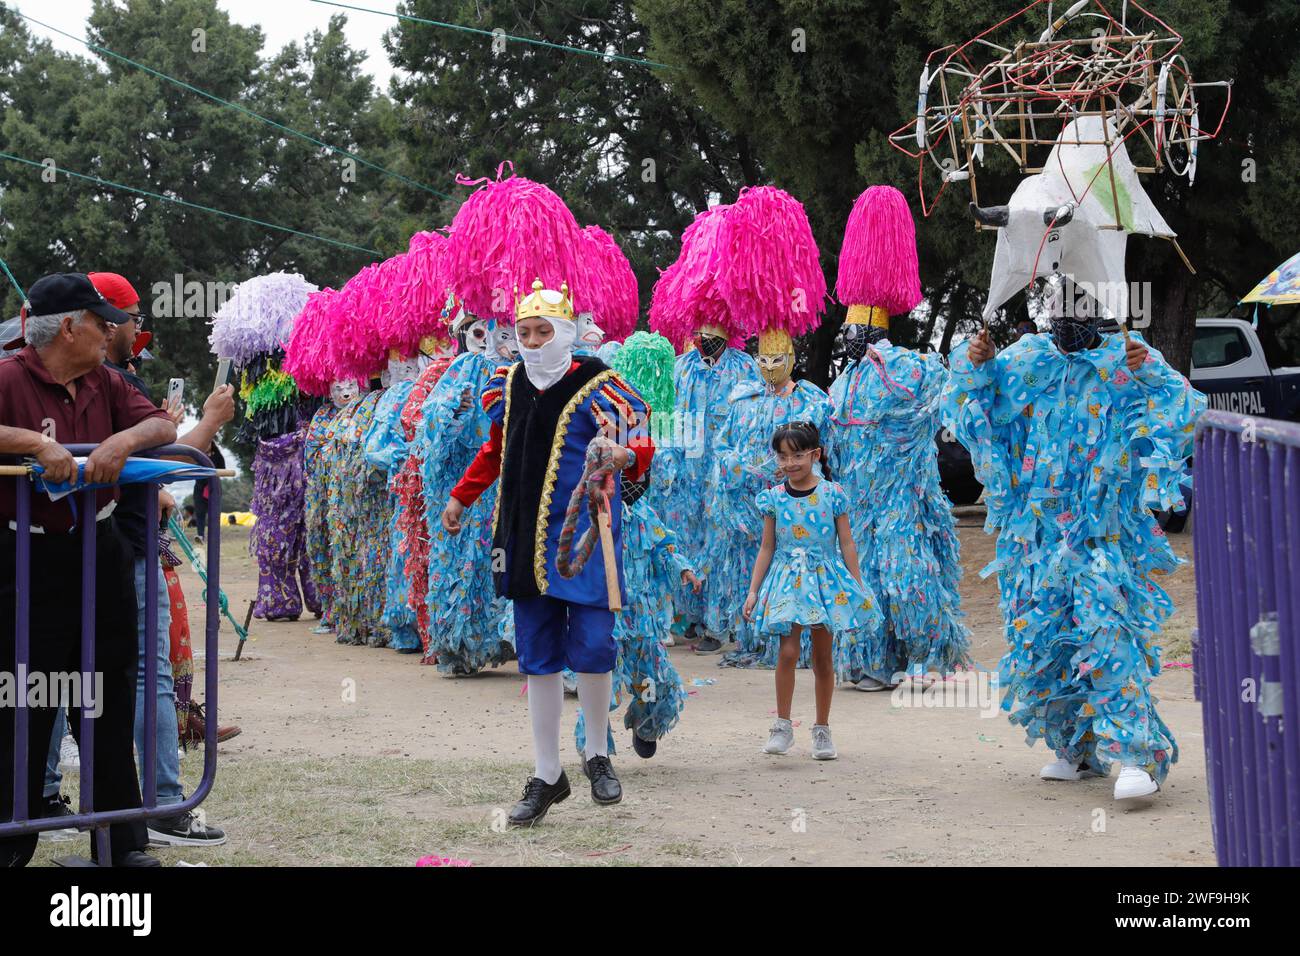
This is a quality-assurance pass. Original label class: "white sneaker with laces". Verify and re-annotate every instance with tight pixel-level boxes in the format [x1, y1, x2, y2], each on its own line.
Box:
[1114, 766, 1159, 799]
[1039, 757, 1102, 781]
[763, 718, 794, 755]
[57, 734, 80, 773]
[811, 724, 838, 760]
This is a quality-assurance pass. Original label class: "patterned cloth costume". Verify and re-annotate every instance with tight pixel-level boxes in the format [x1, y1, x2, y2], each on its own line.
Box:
[828, 342, 970, 679]
[326, 389, 392, 647]
[303, 403, 341, 628]
[941, 331, 1203, 783]
[250, 424, 320, 621]
[363, 377, 422, 652]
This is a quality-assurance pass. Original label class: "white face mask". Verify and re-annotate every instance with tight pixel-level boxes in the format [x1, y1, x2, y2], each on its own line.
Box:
[519, 318, 577, 391]
[462, 319, 490, 355]
[575, 312, 605, 349]
[330, 379, 358, 408]
[388, 357, 422, 383]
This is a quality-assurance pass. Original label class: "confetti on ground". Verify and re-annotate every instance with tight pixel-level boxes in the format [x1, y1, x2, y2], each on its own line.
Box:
[1165, 661, 1193, 669]
[417, 856, 473, 867]
[978, 734, 998, 743]
[691, 678, 716, 687]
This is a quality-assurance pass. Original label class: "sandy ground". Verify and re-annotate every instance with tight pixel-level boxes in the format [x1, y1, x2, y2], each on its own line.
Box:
[97, 513, 1211, 868]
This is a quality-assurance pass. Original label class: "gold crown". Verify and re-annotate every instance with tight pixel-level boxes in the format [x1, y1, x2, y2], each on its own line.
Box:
[845, 304, 890, 329]
[418, 334, 452, 356]
[515, 277, 574, 323]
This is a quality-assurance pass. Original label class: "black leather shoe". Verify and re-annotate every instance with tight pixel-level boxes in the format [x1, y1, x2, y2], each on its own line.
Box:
[583, 755, 623, 805]
[507, 772, 570, 827]
[632, 735, 657, 759]
[113, 850, 161, 867]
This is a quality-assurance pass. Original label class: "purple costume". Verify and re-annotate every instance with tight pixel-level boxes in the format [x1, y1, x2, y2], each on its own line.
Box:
[251, 425, 320, 620]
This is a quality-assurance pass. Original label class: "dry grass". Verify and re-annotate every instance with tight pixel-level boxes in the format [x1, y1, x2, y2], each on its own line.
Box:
[30, 751, 701, 867]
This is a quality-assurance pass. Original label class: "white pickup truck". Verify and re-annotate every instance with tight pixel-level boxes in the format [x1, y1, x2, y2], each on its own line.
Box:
[1191, 317, 1300, 421]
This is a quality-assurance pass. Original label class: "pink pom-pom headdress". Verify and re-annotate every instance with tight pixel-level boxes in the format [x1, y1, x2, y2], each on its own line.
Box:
[579, 225, 639, 342]
[836, 185, 922, 319]
[282, 287, 340, 397]
[648, 204, 744, 349]
[441, 167, 593, 323]
[715, 185, 826, 340]
[208, 272, 319, 367]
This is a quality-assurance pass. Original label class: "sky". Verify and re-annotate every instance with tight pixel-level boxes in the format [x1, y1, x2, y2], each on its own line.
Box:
[10, 0, 407, 87]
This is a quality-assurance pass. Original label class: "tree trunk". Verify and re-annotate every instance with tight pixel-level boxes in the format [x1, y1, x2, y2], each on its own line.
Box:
[1147, 262, 1199, 377]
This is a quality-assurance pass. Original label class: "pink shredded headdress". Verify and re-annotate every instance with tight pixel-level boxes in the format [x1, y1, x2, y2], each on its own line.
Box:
[282, 287, 340, 397]
[648, 204, 744, 349]
[441, 165, 593, 323]
[836, 185, 922, 315]
[715, 185, 826, 339]
[328, 261, 393, 383]
[208, 272, 319, 366]
[399, 230, 455, 348]
[580, 225, 639, 341]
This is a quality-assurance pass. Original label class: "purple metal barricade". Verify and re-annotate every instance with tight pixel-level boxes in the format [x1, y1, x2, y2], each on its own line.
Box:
[1, 443, 222, 863]
[1193, 410, 1299, 867]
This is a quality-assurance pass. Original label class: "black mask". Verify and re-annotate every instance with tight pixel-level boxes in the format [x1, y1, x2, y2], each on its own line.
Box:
[1050, 316, 1101, 353]
[834, 324, 886, 364]
[698, 334, 727, 360]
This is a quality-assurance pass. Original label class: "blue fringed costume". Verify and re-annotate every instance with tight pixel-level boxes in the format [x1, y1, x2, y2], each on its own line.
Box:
[708, 378, 834, 665]
[941, 332, 1203, 783]
[420, 350, 514, 673]
[827, 341, 971, 682]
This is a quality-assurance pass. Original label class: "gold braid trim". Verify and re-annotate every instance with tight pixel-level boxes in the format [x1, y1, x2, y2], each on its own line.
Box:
[490, 364, 520, 541]
[535, 369, 621, 594]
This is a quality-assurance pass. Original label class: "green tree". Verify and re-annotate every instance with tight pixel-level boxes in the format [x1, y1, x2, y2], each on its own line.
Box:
[385, 0, 756, 311]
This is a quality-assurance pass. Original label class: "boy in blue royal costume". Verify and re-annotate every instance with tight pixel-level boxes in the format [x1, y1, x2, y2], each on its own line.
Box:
[441, 279, 655, 826]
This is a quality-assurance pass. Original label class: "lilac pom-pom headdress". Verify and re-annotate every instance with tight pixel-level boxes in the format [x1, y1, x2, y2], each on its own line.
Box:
[715, 185, 826, 340]
[836, 185, 922, 327]
[208, 272, 319, 367]
[580, 225, 638, 342]
[649, 204, 743, 349]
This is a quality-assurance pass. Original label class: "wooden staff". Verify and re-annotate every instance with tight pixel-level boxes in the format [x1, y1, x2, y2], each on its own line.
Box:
[596, 473, 621, 613]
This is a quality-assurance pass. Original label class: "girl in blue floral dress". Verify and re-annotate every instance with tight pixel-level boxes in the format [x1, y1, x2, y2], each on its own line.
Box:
[743, 421, 871, 760]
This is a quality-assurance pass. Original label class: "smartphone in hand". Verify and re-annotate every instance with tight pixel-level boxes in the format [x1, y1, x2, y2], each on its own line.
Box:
[214, 358, 232, 391]
[167, 377, 185, 410]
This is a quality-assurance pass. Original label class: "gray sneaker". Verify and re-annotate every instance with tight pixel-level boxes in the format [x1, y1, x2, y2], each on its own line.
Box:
[811, 724, 838, 760]
[694, 636, 724, 655]
[853, 675, 891, 692]
[763, 718, 794, 755]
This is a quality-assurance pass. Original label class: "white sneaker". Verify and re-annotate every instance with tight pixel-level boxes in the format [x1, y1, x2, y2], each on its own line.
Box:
[1039, 757, 1102, 781]
[1114, 766, 1159, 800]
[811, 724, 838, 760]
[763, 718, 794, 755]
[853, 675, 890, 692]
[57, 734, 80, 773]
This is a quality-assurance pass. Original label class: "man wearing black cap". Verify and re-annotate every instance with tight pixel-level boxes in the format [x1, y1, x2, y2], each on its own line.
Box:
[0, 273, 177, 866]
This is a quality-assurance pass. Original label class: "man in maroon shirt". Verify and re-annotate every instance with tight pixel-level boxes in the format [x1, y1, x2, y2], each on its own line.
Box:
[0, 273, 176, 867]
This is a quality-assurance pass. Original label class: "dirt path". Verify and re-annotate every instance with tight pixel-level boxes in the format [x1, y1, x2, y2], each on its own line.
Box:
[164, 519, 1210, 866]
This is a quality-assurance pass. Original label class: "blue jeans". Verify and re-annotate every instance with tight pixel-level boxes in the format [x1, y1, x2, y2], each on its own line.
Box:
[133, 558, 183, 807]
[43, 709, 67, 799]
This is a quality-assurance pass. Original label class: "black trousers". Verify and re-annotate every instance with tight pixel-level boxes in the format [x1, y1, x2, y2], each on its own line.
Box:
[0, 517, 147, 866]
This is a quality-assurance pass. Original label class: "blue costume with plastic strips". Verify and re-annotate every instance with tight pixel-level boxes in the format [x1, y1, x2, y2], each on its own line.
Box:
[941, 332, 1204, 783]
[708, 378, 831, 665]
[827, 341, 970, 681]
[478, 358, 652, 675]
[659, 348, 762, 627]
[420, 351, 512, 674]
[574, 495, 693, 755]
[362, 379, 421, 652]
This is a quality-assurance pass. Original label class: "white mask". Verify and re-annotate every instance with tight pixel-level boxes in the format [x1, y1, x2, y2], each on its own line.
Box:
[519, 318, 576, 391]
[387, 357, 422, 383]
[463, 319, 490, 355]
[492, 323, 522, 361]
[330, 379, 358, 408]
[575, 312, 605, 349]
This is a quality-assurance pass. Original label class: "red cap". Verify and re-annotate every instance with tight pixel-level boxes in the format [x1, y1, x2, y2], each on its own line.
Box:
[88, 272, 140, 311]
